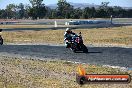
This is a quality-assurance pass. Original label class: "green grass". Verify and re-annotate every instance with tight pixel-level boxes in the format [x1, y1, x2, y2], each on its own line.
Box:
[0, 56, 131, 88]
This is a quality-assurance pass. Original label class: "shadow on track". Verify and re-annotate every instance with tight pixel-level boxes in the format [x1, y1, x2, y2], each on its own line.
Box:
[73, 51, 102, 54]
[88, 51, 102, 53]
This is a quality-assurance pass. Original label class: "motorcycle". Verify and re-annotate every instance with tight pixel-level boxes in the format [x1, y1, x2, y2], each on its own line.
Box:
[0, 35, 3, 45]
[67, 32, 88, 53]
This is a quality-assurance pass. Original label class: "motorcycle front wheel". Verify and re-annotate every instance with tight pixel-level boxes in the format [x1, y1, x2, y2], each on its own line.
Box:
[71, 44, 77, 53]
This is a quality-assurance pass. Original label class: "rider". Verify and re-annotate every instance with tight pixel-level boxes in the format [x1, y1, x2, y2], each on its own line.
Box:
[64, 28, 77, 48]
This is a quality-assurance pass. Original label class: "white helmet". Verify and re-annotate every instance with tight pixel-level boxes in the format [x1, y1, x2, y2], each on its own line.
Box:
[66, 28, 71, 32]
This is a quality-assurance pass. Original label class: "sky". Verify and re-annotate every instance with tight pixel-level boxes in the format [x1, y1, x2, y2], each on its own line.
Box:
[0, 0, 132, 9]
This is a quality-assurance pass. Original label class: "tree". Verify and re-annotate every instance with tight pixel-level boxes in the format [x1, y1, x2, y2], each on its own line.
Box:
[0, 9, 7, 18]
[107, 7, 114, 17]
[6, 4, 17, 19]
[83, 7, 96, 18]
[28, 0, 47, 19]
[57, 0, 74, 18]
[24, 4, 31, 18]
[29, 0, 43, 7]
[73, 8, 83, 19]
[83, 7, 90, 18]
[48, 9, 57, 19]
[96, 2, 110, 18]
[96, 8, 107, 18]
[44, 7, 52, 18]
[91, 7, 96, 18]
[17, 3, 25, 19]
[1, 1, 131, 19]
[99, 2, 110, 10]
[113, 6, 124, 17]
[127, 9, 132, 18]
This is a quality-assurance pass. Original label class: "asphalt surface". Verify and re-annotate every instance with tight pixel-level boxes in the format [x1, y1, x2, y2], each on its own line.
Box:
[0, 45, 132, 68]
[2, 23, 132, 31]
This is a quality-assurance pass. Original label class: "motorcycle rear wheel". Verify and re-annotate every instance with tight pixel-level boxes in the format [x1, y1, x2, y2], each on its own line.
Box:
[82, 44, 88, 53]
[0, 39, 3, 45]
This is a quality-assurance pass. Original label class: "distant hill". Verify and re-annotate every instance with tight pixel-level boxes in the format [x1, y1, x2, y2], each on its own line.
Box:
[46, 2, 132, 9]
[46, 4, 57, 9]
[68, 2, 100, 9]
[122, 7, 132, 10]
[46, 2, 99, 9]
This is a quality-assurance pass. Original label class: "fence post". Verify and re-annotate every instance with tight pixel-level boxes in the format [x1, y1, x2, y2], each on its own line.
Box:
[110, 15, 113, 25]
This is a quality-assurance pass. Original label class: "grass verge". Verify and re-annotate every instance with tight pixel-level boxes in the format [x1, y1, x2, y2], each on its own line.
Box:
[0, 56, 131, 88]
[0, 25, 54, 28]
[1, 26, 132, 46]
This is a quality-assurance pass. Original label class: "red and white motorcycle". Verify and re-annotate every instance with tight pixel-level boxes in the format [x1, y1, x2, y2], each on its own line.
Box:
[67, 32, 88, 53]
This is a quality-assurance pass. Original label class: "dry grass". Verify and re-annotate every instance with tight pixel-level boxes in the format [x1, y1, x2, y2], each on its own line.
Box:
[2, 26, 132, 46]
[2, 29, 65, 44]
[0, 25, 53, 28]
[0, 56, 131, 88]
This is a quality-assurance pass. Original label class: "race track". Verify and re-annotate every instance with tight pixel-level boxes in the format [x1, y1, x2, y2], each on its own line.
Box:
[0, 45, 132, 68]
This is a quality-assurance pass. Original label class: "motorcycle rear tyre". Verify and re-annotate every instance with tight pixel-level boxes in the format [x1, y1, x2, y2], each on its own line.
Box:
[0, 39, 3, 45]
[82, 44, 88, 53]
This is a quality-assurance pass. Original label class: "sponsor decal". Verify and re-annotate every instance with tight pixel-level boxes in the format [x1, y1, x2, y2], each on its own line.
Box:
[76, 65, 131, 85]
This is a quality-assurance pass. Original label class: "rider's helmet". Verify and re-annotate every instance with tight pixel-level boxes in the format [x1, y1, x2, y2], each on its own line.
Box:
[66, 28, 71, 33]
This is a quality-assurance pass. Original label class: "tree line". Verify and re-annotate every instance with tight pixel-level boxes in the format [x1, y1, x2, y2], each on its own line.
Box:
[0, 0, 132, 19]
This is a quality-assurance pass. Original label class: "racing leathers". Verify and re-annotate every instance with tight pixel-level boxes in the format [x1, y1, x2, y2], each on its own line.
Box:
[64, 31, 77, 48]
